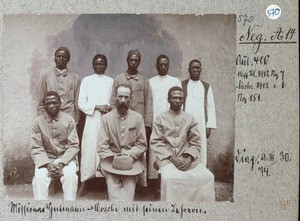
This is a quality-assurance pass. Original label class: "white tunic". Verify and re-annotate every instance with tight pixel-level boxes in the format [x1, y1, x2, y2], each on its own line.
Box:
[148, 75, 181, 179]
[78, 74, 114, 182]
[185, 80, 216, 166]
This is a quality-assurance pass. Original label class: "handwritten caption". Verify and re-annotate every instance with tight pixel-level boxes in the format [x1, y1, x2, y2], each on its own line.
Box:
[235, 148, 292, 176]
[9, 201, 206, 220]
[236, 15, 297, 104]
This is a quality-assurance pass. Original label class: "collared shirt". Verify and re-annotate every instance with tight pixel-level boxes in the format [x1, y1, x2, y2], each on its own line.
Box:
[36, 68, 81, 123]
[30, 112, 79, 168]
[149, 75, 181, 123]
[98, 109, 147, 161]
[150, 109, 201, 168]
[110, 72, 153, 128]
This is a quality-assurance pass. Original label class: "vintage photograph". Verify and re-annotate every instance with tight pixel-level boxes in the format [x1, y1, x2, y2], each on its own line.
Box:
[3, 14, 235, 202]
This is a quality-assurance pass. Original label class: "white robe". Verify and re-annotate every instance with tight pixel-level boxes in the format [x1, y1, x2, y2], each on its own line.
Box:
[78, 74, 114, 182]
[148, 75, 181, 179]
[185, 80, 216, 166]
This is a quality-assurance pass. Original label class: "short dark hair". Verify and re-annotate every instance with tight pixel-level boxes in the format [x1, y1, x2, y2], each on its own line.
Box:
[189, 59, 201, 67]
[115, 83, 133, 97]
[55, 47, 70, 61]
[93, 54, 107, 64]
[156, 54, 169, 64]
[168, 86, 183, 99]
[43, 91, 61, 105]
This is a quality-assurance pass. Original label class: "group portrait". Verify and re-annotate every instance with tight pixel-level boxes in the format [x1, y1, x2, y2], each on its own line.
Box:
[3, 14, 236, 202]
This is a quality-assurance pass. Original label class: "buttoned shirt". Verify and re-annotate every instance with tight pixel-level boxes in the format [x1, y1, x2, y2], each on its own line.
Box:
[30, 112, 79, 168]
[110, 72, 153, 128]
[36, 68, 81, 123]
[150, 109, 201, 168]
[98, 109, 147, 161]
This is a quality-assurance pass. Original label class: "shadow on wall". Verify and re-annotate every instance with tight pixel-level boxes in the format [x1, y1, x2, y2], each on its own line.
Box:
[52, 14, 183, 80]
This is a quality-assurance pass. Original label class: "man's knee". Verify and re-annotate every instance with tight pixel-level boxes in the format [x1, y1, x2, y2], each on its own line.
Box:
[34, 167, 49, 180]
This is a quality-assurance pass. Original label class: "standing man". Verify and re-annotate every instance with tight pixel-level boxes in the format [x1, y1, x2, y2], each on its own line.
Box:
[36, 47, 81, 124]
[31, 91, 79, 200]
[148, 54, 181, 181]
[182, 59, 216, 166]
[98, 84, 147, 201]
[77, 54, 114, 196]
[150, 86, 215, 202]
[110, 49, 152, 141]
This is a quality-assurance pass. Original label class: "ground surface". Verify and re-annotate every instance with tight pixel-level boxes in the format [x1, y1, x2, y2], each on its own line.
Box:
[4, 179, 233, 202]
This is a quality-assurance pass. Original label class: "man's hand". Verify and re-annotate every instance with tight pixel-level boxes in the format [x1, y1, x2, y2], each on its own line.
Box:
[178, 155, 193, 171]
[57, 163, 65, 176]
[206, 128, 211, 138]
[47, 163, 58, 178]
[95, 105, 112, 114]
[169, 156, 185, 170]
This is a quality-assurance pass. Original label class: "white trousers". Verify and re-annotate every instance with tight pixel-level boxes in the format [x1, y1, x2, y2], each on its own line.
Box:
[160, 163, 215, 202]
[32, 161, 78, 201]
[102, 170, 137, 201]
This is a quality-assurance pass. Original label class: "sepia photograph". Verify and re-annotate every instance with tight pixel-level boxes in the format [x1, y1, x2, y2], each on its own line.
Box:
[3, 14, 235, 203]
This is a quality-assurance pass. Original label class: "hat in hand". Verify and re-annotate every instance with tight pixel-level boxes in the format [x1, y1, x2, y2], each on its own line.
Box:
[101, 154, 144, 176]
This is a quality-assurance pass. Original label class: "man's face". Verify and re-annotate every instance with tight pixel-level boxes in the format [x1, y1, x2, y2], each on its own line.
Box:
[168, 90, 184, 112]
[93, 57, 107, 75]
[188, 61, 202, 81]
[54, 50, 69, 70]
[127, 54, 140, 73]
[116, 87, 131, 114]
[44, 95, 61, 117]
[156, 58, 169, 76]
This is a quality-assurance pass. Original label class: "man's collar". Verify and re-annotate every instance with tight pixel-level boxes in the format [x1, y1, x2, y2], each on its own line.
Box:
[126, 72, 139, 80]
[44, 112, 61, 123]
[168, 108, 182, 116]
[55, 68, 68, 76]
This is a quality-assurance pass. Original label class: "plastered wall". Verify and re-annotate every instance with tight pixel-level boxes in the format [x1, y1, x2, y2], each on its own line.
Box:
[3, 14, 235, 184]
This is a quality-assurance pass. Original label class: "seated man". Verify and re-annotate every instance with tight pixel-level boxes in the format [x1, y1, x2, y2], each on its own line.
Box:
[31, 91, 79, 200]
[150, 86, 215, 202]
[98, 84, 147, 201]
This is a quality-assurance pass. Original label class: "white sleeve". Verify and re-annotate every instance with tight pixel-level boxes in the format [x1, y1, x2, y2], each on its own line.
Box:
[78, 77, 96, 116]
[206, 86, 216, 128]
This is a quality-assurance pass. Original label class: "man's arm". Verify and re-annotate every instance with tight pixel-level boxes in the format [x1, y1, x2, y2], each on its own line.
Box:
[183, 117, 201, 159]
[30, 119, 51, 168]
[206, 86, 216, 136]
[98, 117, 115, 160]
[109, 80, 118, 110]
[59, 119, 79, 165]
[74, 77, 81, 124]
[126, 115, 147, 160]
[78, 78, 97, 116]
[150, 117, 173, 161]
[36, 74, 47, 116]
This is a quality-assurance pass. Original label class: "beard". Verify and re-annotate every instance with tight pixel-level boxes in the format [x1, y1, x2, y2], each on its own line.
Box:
[116, 103, 129, 114]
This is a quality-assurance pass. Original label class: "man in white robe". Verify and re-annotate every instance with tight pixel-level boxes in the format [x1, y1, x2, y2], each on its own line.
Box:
[148, 55, 181, 180]
[77, 54, 114, 196]
[182, 59, 216, 166]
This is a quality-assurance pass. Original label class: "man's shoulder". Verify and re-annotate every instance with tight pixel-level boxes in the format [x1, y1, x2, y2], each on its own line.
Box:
[128, 109, 143, 119]
[114, 72, 127, 80]
[67, 70, 80, 80]
[138, 73, 149, 81]
[59, 112, 76, 124]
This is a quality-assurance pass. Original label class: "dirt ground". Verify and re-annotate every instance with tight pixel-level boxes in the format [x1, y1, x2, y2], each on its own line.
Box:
[3, 179, 233, 202]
